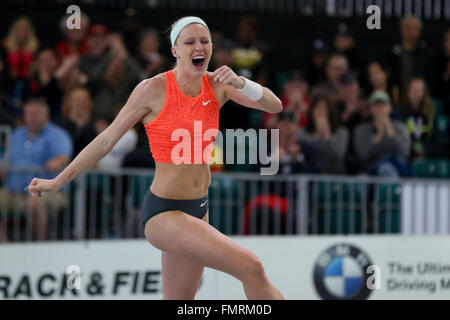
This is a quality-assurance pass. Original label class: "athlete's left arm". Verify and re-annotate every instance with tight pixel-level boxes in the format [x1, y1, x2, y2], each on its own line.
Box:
[212, 65, 283, 114]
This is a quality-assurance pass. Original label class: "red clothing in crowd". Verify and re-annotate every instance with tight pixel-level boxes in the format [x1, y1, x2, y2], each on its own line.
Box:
[54, 38, 89, 60]
[6, 50, 34, 79]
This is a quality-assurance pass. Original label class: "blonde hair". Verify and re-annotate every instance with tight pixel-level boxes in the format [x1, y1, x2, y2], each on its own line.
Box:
[4, 16, 39, 53]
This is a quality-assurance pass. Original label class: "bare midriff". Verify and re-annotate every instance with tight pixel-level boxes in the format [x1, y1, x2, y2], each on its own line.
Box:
[150, 162, 211, 199]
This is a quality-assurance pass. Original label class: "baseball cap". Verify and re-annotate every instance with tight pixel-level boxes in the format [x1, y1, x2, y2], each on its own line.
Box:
[88, 24, 108, 36]
[369, 91, 391, 105]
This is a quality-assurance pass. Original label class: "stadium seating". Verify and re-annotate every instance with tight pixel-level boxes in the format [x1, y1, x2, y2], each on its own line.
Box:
[412, 159, 450, 178]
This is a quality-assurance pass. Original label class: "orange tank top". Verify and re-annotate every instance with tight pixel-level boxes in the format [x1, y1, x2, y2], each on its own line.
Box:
[144, 70, 220, 164]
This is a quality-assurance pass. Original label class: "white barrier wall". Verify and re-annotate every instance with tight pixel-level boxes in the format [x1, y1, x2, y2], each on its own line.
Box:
[402, 182, 450, 234]
[1, 236, 450, 300]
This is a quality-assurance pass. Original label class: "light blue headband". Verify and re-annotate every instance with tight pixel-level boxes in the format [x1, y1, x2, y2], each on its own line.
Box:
[170, 16, 210, 47]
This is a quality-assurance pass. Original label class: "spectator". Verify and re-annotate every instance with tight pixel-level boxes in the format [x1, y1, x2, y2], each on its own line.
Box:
[0, 99, 73, 241]
[79, 25, 140, 121]
[366, 60, 391, 97]
[210, 31, 234, 70]
[23, 47, 64, 119]
[54, 87, 97, 159]
[389, 15, 436, 104]
[263, 70, 310, 130]
[54, 12, 90, 60]
[336, 72, 368, 132]
[56, 52, 88, 95]
[333, 23, 362, 75]
[119, 7, 141, 57]
[354, 91, 411, 176]
[137, 28, 169, 80]
[298, 93, 349, 174]
[209, 31, 249, 130]
[2, 16, 39, 118]
[232, 15, 271, 86]
[437, 28, 450, 114]
[273, 110, 319, 174]
[313, 53, 349, 103]
[400, 77, 437, 161]
[306, 39, 329, 88]
[3, 16, 39, 80]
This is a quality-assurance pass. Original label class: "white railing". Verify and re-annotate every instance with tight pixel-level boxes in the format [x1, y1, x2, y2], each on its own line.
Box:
[0, 165, 449, 243]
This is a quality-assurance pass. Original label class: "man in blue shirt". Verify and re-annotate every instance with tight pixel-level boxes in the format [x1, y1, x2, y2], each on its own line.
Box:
[0, 98, 73, 241]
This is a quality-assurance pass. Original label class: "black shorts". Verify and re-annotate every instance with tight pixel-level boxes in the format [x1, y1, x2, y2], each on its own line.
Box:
[141, 188, 209, 228]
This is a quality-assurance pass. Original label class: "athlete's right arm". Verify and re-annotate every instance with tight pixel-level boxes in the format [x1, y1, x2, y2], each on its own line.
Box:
[27, 79, 159, 196]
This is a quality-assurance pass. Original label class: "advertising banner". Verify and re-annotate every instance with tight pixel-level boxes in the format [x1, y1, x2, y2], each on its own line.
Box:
[1, 236, 450, 300]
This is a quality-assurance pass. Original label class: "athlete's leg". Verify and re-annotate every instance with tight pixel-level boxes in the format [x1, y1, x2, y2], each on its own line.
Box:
[145, 210, 284, 300]
[160, 212, 209, 300]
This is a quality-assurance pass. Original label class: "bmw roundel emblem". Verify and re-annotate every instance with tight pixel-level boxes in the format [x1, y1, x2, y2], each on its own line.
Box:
[313, 243, 374, 300]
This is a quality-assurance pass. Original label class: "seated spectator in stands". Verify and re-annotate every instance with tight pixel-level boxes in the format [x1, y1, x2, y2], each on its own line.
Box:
[437, 28, 450, 114]
[95, 113, 138, 171]
[366, 60, 392, 97]
[2, 16, 39, 118]
[333, 23, 362, 75]
[3, 16, 39, 81]
[299, 93, 349, 174]
[231, 15, 272, 128]
[55, 87, 97, 159]
[306, 39, 329, 88]
[56, 53, 88, 95]
[79, 25, 140, 121]
[336, 71, 368, 132]
[389, 15, 436, 104]
[210, 32, 234, 70]
[137, 28, 169, 80]
[54, 12, 90, 60]
[400, 77, 438, 161]
[272, 110, 319, 174]
[313, 53, 349, 103]
[263, 70, 309, 130]
[0, 99, 73, 241]
[209, 32, 253, 130]
[354, 91, 411, 176]
[118, 6, 141, 57]
[22, 47, 64, 119]
[232, 15, 271, 86]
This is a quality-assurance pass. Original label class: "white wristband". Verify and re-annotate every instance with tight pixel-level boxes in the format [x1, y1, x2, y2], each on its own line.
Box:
[237, 77, 263, 101]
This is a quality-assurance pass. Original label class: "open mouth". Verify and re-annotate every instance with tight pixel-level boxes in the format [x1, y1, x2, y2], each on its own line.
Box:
[192, 55, 206, 68]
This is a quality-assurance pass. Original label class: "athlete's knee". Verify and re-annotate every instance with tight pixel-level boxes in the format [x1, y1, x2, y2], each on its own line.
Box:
[145, 222, 162, 249]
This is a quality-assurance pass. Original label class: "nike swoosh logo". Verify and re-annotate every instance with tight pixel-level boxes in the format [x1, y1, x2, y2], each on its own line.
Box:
[202, 100, 211, 106]
[200, 200, 208, 207]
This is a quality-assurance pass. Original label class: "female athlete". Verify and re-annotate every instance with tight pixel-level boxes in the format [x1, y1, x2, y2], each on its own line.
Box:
[27, 16, 285, 300]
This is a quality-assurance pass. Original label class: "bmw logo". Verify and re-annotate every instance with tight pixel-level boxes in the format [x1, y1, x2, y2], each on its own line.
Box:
[313, 243, 374, 300]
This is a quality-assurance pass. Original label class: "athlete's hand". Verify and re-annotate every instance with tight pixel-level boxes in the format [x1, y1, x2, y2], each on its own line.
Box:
[212, 66, 245, 89]
[25, 178, 59, 198]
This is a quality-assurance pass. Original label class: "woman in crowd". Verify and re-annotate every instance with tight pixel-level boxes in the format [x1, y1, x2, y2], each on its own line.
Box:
[298, 93, 349, 174]
[400, 77, 437, 161]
